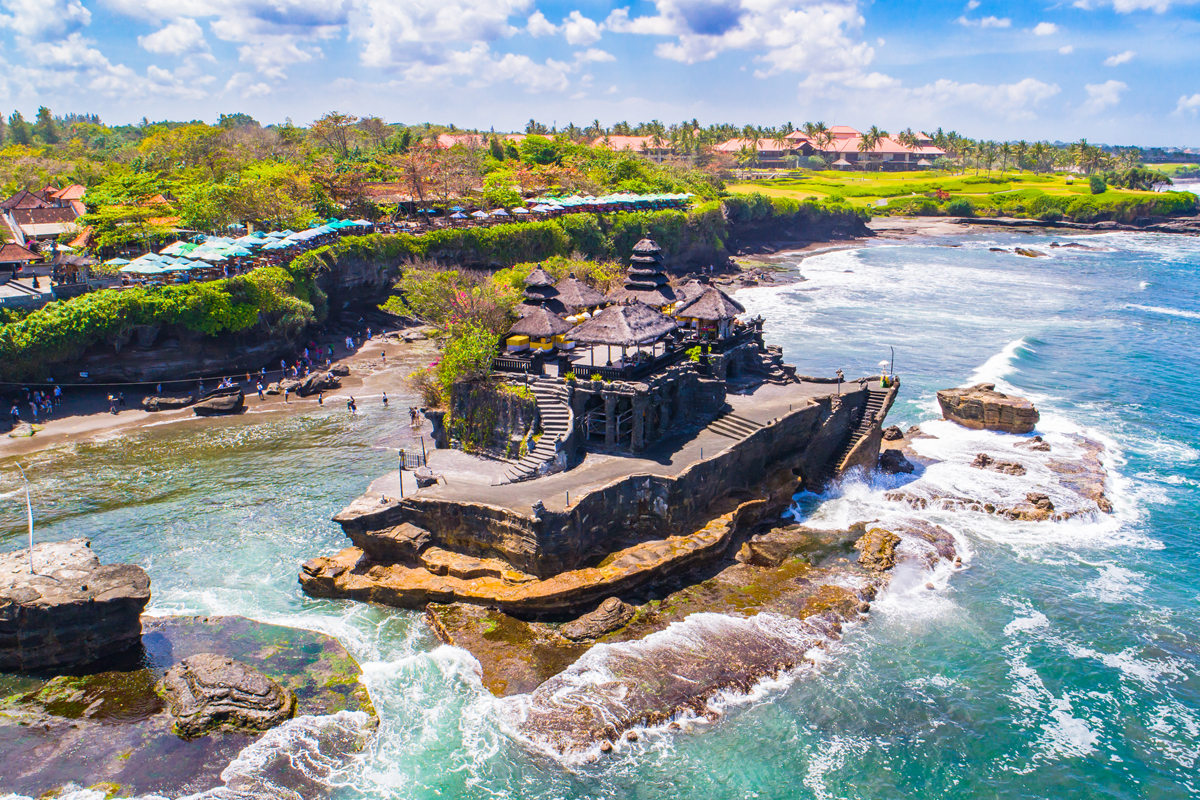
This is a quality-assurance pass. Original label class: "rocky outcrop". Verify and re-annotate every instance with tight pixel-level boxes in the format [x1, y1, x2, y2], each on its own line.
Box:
[1016, 435, 1052, 452]
[1014, 247, 1046, 258]
[329, 364, 351, 377]
[879, 448, 915, 474]
[297, 371, 341, 397]
[346, 522, 432, 564]
[159, 653, 295, 738]
[142, 394, 195, 412]
[937, 383, 1039, 434]
[0, 615, 376, 799]
[882, 425, 904, 441]
[0, 539, 150, 671]
[561, 598, 635, 641]
[193, 389, 246, 416]
[971, 452, 1027, 475]
[854, 527, 900, 571]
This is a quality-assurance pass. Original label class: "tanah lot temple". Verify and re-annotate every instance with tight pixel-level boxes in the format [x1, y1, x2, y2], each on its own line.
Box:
[301, 233, 900, 615]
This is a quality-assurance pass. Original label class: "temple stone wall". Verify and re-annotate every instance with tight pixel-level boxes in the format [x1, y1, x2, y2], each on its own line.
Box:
[343, 386, 868, 577]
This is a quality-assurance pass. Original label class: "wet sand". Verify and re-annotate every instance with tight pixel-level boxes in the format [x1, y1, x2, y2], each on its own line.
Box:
[0, 333, 436, 459]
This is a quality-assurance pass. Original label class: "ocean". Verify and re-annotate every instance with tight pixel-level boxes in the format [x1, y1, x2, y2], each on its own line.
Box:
[1, 228, 1197, 799]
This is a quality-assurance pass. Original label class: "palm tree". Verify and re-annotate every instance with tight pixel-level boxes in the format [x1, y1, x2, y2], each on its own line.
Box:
[999, 142, 1013, 174]
[735, 144, 760, 177]
[1014, 141, 1028, 172]
[858, 126, 887, 171]
[1030, 142, 1048, 174]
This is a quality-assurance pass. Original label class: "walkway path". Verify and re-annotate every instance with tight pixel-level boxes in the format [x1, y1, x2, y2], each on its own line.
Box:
[363, 381, 847, 516]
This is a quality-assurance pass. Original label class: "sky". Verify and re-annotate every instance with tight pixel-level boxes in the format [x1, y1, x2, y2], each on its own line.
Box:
[0, 0, 1198, 145]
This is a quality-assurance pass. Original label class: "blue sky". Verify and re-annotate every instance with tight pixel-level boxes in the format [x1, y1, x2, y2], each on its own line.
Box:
[1, 0, 1198, 144]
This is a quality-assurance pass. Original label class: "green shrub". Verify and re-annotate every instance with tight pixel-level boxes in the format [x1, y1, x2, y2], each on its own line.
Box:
[1089, 175, 1107, 195]
[944, 198, 974, 217]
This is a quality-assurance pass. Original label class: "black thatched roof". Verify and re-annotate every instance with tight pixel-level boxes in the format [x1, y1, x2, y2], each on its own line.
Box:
[631, 235, 662, 255]
[524, 266, 556, 287]
[508, 305, 573, 338]
[569, 301, 677, 345]
[673, 285, 746, 320]
[554, 273, 607, 310]
[519, 297, 568, 316]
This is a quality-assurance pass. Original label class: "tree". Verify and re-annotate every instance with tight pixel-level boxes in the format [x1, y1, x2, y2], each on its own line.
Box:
[8, 112, 32, 146]
[83, 171, 175, 251]
[311, 112, 359, 157]
[34, 107, 58, 144]
[858, 126, 886, 170]
[218, 113, 259, 129]
[357, 116, 389, 150]
[482, 169, 521, 209]
[0, 112, 6, 145]
[999, 142, 1013, 173]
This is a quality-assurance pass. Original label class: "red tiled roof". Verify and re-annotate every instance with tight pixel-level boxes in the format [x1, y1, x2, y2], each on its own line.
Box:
[591, 135, 672, 152]
[0, 243, 40, 263]
[712, 138, 798, 153]
[11, 206, 80, 225]
[436, 133, 525, 148]
[52, 184, 86, 201]
[0, 189, 52, 211]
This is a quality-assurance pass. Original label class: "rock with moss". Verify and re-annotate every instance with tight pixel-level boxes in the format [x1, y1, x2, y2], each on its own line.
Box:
[159, 653, 295, 738]
[854, 528, 900, 572]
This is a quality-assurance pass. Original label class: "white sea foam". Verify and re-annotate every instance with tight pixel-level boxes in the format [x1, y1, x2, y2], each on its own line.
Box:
[1126, 304, 1200, 320]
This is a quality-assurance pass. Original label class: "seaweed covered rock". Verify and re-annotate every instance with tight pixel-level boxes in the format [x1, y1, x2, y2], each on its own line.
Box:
[159, 653, 295, 738]
[854, 528, 900, 572]
[937, 383, 1039, 434]
[0, 538, 150, 671]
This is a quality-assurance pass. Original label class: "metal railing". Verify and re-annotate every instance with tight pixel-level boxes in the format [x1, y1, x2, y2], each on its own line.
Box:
[398, 449, 427, 470]
[571, 363, 625, 381]
[492, 356, 543, 374]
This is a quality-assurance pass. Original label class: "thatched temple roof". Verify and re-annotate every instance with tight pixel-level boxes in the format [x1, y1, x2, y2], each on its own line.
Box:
[554, 273, 607, 310]
[508, 305, 573, 338]
[569, 301, 677, 345]
[674, 285, 745, 321]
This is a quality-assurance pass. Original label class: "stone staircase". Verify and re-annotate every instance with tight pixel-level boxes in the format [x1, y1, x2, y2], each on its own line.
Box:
[759, 349, 792, 385]
[831, 389, 889, 472]
[705, 410, 764, 441]
[501, 379, 572, 484]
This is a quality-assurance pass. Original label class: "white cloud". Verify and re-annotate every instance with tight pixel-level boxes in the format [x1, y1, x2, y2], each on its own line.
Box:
[608, 0, 883, 93]
[1083, 79, 1127, 112]
[966, 0, 980, 8]
[0, 0, 90, 40]
[138, 18, 208, 54]
[1059, 44, 1075, 54]
[526, 10, 556, 36]
[224, 71, 272, 97]
[399, 42, 571, 92]
[347, 0, 528, 68]
[957, 13, 1012, 27]
[1033, 22, 1058, 35]
[1176, 93, 1200, 116]
[561, 10, 602, 45]
[576, 47, 615, 63]
[1104, 49, 1135, 66]
[910, 77, 1060, 119]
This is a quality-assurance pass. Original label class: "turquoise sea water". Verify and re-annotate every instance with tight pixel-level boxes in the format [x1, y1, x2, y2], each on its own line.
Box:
[1, 230, 1198, 799]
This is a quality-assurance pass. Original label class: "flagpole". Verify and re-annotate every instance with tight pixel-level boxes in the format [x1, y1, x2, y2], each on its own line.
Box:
[16, 464, 32, 573]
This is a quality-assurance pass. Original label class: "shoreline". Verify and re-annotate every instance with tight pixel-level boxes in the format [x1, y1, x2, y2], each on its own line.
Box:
[0, 333, 435, 460]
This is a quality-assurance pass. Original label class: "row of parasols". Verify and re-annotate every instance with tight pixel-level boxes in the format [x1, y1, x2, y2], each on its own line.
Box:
[104, 219, 374, 275]
[415, 192, 693, 220]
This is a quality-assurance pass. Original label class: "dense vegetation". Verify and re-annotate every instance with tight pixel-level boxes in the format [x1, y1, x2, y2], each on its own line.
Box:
[0, 194, 857, 381]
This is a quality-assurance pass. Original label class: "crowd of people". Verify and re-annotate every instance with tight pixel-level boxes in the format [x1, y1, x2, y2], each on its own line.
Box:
[8, 385, 63, 424]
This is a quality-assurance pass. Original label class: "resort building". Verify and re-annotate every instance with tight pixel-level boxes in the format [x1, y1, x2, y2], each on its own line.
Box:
[1, 185, 86, 246]
[590, 135, 674, 161]
[714, 127, 947, 170]
[711, 138, 814, 167]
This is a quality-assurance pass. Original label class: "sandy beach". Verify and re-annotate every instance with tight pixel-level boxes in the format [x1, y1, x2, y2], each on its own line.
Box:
[0, 330, 437, 460]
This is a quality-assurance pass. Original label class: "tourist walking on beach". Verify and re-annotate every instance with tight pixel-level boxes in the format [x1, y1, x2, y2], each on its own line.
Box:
[53, 385, 61, 405]
[10, 404, 20, 423]
[29, 401, 38, 420]
[118, 392, 126, 408]
[107, 394, 116, 414]
[318, 391, 324, 406]
[256, 381, 265, 401]
[347, 396, 357, 413]
[284, 385, 291, 403]
[382, 392, 388, 408]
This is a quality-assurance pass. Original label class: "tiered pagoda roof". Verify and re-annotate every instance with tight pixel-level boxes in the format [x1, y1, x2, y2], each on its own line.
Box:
[519, 265, 568, 316]
[554, 272, 607, 311]
[607, 235, 676, 307]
